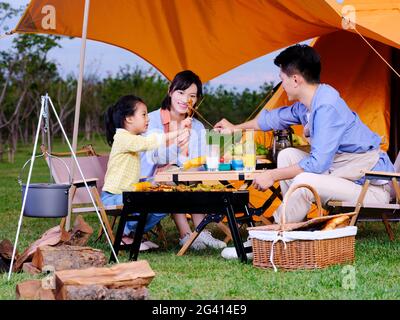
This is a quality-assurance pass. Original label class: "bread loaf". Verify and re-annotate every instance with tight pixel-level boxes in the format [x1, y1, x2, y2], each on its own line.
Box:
[321, 215, 350, 231]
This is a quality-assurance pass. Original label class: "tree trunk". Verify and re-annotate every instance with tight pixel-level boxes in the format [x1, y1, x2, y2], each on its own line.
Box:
[23, 122, 29, 145]
[92, 116, 100, 135]
[85, 115, 92, 141]
[18, 125, 24, 145]
[32, 120, 36, 144]
[0, 134, 3, 162]
[7, 132, 15, 163]
[10, 127, 19, 163]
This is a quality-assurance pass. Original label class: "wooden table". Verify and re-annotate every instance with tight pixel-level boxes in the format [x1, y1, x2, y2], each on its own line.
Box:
[154, 169, 268, 184]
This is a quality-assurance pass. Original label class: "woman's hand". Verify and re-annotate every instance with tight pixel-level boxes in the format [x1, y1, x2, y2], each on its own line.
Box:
[252, 170, 275, 192]
[181, 117, 193, 130]
[177, 128, 190, 149]
[178, 118, 192, 155]
[214, 118, 235, 134]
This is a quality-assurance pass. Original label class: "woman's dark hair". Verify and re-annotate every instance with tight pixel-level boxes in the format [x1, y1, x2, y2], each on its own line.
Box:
[274, 44, 321, 84]
[161, 70, 203, 110]
[104, 95, 144, 146]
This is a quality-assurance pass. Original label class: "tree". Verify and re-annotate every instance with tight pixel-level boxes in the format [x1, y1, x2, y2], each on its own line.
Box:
[0, 26, 61, 161]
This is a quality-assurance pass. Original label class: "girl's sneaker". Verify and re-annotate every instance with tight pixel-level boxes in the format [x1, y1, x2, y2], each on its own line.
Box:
[179, 233, 207, 250]
[121, 236, 150, 252]
[197, 230, 227, 249]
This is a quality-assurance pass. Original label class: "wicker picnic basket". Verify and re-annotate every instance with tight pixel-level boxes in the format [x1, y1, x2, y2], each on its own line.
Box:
[249, 184, 356, 271]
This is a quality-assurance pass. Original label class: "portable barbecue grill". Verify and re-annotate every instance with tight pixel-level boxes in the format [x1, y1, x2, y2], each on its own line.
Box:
[111, 189, 252, 262]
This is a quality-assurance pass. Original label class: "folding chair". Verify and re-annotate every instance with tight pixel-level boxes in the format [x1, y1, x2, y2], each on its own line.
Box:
[40, 144, 119, 243]
[327, 152, 400, 240]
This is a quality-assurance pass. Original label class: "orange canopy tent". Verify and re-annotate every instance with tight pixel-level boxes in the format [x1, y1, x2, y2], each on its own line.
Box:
[12, 0, 400, 156]
[13, 0, 400, 82]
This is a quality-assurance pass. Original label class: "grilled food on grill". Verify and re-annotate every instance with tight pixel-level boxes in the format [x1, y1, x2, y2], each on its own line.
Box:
[131, 181, 152, 191]
[132, 182, 233, 192]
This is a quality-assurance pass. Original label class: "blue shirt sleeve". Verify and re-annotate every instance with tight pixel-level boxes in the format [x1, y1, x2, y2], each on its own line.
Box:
[299, 105, 347, 173]
[257, 102, 303, 131]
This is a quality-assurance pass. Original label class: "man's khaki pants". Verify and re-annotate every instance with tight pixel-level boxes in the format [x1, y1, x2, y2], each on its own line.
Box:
[273, 148, 391, 223]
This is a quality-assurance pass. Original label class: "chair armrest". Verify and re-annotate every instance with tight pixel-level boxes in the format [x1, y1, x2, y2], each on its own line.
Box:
[364, 171, 400, 181]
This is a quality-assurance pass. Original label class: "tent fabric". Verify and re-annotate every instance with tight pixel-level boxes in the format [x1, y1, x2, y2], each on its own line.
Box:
[13, 0, 400, 82]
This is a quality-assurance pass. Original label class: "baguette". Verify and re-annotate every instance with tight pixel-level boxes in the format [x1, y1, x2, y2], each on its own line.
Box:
[321, 215, 350, 231]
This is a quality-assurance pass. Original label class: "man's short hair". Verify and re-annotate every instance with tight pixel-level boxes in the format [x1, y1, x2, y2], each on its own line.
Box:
[274, 44, 321, 84]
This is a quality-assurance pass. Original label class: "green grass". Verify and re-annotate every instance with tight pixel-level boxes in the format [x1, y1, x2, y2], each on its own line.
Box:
[1, 137, 400, 300]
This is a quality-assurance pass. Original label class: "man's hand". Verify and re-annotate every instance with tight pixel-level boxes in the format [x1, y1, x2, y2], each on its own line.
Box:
[252, 170, 275, 192]
[214, 118, 235, 134]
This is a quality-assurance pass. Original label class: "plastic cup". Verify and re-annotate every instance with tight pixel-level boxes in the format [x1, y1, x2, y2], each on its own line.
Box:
[243, 141, 256, 171]
[206, 144, 219, 171]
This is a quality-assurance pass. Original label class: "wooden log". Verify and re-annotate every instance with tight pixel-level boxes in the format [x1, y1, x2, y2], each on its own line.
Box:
[15, 280, 55, 300]
[31, 245, 106, 271]
[0, 239, 16, 260]
[16, 280, 41, 299]
[65, 215, 93, 246]
[14, 226, 71, 271]
[22, 262, 41, 275]
[62, 285, 148, 300]
[0, 256, 9, 273]
[55, 261, 155, 300]
[38, 287, 56, 300]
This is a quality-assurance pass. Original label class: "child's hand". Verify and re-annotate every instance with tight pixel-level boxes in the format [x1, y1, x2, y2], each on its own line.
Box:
[181, 117, 192, 130]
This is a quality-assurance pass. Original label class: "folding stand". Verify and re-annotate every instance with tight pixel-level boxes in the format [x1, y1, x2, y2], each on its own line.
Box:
[8, 93, 119, 280]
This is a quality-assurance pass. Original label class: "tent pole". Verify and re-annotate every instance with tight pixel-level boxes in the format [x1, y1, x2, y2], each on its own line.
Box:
[67, 0, 91, 231]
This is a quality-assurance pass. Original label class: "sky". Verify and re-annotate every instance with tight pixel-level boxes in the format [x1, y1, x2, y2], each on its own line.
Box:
[1, 0, 287, 92]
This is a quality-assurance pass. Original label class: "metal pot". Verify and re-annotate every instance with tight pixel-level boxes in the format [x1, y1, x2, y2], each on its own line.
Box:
[21, 183, 70, 218]
[19, 154, 71, 218]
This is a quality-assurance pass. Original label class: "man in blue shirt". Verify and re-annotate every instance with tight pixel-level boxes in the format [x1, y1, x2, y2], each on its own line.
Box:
[215, 44, 394, 223]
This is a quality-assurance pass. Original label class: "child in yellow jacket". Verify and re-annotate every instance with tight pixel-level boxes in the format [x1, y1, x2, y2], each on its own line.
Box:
[101, 95, 190, 247]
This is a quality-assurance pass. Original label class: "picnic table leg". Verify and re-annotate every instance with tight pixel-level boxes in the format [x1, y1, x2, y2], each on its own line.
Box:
[110, 205, 128, 263]
[225, 200, 247, 263]
[177, 230, 199, 256]
[129, 212, 148, 261]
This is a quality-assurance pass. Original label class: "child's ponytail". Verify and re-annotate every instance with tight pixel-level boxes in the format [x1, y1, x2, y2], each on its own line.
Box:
[105, 104, 117, 146]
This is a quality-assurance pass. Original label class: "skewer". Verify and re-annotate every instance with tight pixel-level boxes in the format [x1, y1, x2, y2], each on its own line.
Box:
[188, 96, 204, 119]
[187, 103, 214, 128]
[245, 88, 276, 122]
